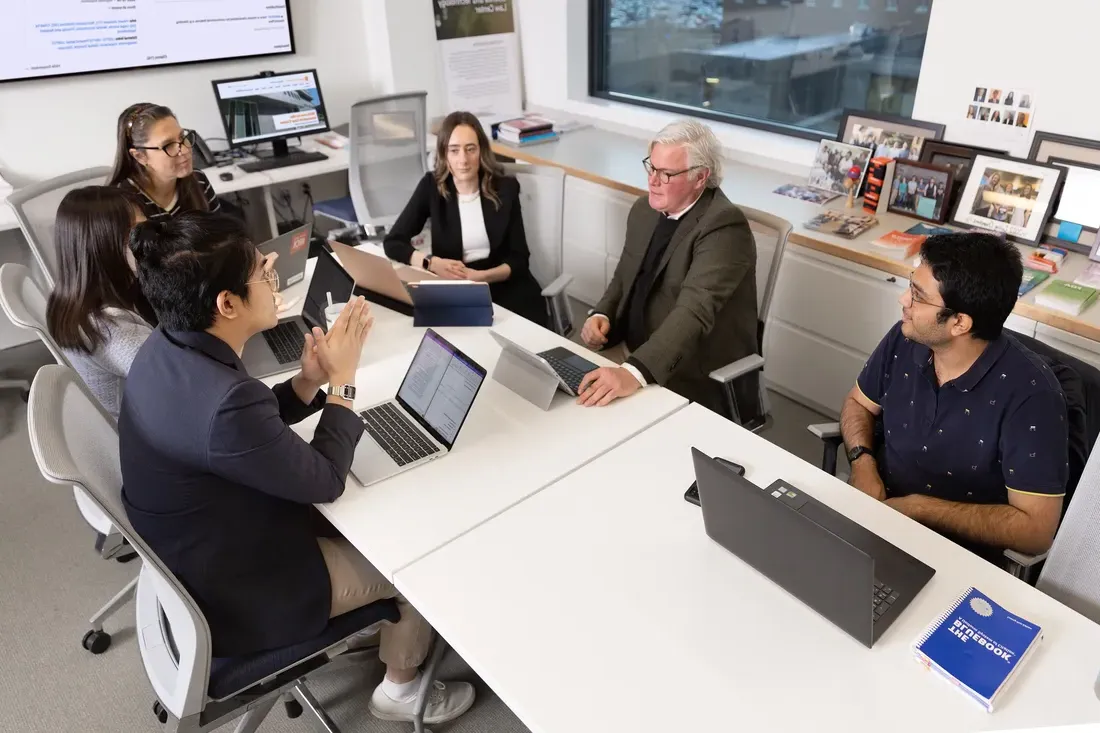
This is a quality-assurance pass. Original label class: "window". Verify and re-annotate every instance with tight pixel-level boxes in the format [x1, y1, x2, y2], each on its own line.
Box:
[590, 0, 934, 140]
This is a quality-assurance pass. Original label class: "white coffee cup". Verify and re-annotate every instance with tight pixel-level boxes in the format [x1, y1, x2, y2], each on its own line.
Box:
[325, 302, 344, 331]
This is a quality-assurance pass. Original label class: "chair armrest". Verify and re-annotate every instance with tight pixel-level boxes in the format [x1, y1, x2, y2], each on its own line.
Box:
[1003, 548, 1049, 584]
[1003, 548, 1048, 568]
[541, 274, 573, 298]
[808, 422, 842, 440]
[708, 354, 765, 384]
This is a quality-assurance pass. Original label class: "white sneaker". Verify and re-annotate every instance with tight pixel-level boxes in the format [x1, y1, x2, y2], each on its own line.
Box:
[368, 680, 476, 725]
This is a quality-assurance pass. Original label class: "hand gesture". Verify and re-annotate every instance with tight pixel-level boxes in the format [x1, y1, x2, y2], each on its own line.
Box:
[430, 257, 468, 280]
[580, 315, 610, 349]
[313, 296, 373, 385]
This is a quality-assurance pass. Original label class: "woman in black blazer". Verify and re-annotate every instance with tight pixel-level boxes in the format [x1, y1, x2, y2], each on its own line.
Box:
[384, 111, 549, 326]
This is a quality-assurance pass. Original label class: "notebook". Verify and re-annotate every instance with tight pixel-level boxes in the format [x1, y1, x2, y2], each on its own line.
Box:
[912, 587, 1042, 712]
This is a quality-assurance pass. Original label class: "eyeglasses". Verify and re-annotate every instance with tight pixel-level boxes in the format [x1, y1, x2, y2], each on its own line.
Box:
[642, 157, 703, 184]
[247, 257, 280, 293]
[908, 275, 948, 310]
[132, 129, 196, 158]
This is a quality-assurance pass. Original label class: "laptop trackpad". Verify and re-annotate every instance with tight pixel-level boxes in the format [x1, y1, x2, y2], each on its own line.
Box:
[350, 435, 400, 486]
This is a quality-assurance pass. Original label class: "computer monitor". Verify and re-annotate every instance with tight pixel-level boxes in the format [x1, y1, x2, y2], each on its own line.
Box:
[211, 69, 330, 161]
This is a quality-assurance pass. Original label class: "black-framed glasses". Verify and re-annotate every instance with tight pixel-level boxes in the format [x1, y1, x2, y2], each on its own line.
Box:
[908, 275, 949, 311]
[642, 156, 702, 184]
[132, 129, 196, 158]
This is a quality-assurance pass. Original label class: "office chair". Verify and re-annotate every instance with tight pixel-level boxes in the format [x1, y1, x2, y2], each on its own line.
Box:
[0, 263, 139, 654]
[501, 163, 575, 336]
[808, 332, 1100, 583]
[27, 365, 450, 733]
[707, 206, 793, 431]
[6, 166, 112, 289]
[315, 92, 430, 238]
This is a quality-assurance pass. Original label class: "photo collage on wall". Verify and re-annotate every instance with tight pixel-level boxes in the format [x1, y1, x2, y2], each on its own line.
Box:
[967, 87, 1034, 129]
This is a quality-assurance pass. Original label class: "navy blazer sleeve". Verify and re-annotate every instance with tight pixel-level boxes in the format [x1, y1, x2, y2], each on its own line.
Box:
[271, 378, 325, 424]
[207, 379, 364, 504]
[383, 173, 434, 265]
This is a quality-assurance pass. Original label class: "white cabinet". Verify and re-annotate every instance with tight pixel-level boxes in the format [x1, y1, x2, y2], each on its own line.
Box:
[1034, 323, 1100, 373]
[562, 176, 636, 305]
[1005, 314, 1037, 338]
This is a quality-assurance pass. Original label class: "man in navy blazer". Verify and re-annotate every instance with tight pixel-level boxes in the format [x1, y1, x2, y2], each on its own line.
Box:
[120, 213, 474, 725]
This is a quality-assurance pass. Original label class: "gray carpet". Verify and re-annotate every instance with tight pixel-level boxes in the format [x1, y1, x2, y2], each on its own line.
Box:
[0, 342, 830, 733]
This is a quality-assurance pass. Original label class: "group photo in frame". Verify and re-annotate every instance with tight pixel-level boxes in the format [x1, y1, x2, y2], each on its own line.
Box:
[837, 109, 945, 162]
[807, 139, 873, 195]
[887, 160, 954, 224]
[951, 154, 1066, 245]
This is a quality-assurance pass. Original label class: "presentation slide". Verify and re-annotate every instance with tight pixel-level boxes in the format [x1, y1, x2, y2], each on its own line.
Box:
[0, 0, 293, 82]
[215, 71, 328, 143]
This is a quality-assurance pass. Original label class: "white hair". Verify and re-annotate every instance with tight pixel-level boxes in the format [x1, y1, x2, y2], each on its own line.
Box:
[649, 119, 723, 188]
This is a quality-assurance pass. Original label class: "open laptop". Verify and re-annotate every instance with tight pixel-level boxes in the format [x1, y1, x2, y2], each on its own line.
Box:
[241, 248, 355, 379]
[489, 330, 599, 396]
[691, 448, 935, 648]
[329, 240, 435, 316]
[257, 223, 312, 291]
[349, 329, 487, 487]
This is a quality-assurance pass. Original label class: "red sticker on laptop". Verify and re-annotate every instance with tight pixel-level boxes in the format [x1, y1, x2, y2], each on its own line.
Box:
[290, 231, 309, 254]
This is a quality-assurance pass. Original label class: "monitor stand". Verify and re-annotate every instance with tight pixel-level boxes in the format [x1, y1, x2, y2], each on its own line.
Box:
[238, 138, 327, 173]
[251, 138, 292, 162]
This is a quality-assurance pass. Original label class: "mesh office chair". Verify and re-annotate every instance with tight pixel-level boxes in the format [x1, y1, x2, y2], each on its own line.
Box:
[501, 163, 575, 336]
[27, 365, 449, 733]
[315, 92, 429, 238]
[6, 167, 112, 289]
[1, 263, 139, 654]
[708, 206, 793, 431]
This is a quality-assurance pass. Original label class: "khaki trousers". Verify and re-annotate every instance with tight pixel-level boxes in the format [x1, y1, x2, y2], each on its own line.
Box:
[318, 537, 434, 670]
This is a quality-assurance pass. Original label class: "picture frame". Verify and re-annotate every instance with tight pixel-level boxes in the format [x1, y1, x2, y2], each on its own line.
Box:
[1028, 131, 1100, 166]
[950, 154, 1066, 246]
[918, 140, 1009, 182]
[886, 159, 954, 224]
[807, 139, 873, 196]
[837, 109, 946, 163]
[1047, 157, 1100, 232]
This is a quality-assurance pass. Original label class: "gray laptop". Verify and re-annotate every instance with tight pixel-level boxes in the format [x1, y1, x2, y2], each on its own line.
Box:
[257, 223, 313, 291]
[350, 329, 487, 487]
[489, 330, 598, 398]
[242, 247, 354, 379]
[691, 448, 935, 648]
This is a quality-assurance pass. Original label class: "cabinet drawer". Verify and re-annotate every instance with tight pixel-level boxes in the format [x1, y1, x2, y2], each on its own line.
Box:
[764, 319, 866, 418]
[770, 249, 906, 355]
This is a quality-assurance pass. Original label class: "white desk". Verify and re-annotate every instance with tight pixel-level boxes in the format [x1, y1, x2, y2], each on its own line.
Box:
[395, 403, 1100, 733]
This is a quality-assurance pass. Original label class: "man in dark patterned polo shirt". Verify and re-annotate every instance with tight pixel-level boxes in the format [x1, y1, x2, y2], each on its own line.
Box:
[840, 232, 1068, 562]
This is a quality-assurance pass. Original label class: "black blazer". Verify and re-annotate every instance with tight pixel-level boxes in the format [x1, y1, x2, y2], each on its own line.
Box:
[119, 328, 364, 657]
[384, 172, 548, 325]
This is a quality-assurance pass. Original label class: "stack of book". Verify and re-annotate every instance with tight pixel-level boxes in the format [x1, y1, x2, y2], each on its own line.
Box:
[496, 115, 559, 146]
[862, 157, 894, 216]
[1025, 244, 1068, 273]
[1035, 280, 1099, 315]
[870, 223, 953, 260]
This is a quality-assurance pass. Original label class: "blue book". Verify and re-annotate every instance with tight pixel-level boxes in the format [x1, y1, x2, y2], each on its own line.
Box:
[904, 222, 955, 237]
[912, 587, 1043, 712]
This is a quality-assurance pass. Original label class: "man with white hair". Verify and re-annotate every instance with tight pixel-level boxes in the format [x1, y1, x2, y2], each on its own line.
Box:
[578, 119, 758, 418]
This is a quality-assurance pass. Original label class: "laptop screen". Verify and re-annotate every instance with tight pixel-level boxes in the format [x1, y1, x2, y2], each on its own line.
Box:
[397, 330, 486, 448]
[304, 249, 355, 331]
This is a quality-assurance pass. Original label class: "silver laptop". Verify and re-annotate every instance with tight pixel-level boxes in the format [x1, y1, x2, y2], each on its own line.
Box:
[257, 223, 312, 290]
[350, 329, 487, 487]
[242, 248, 354, 379]
[489, 330, 598, 397]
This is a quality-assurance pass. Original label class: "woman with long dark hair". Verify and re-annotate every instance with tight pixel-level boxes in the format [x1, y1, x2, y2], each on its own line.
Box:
[383, 111, 548, 326]
[46, 186, 155, 419]
[108, 103, 220, 220]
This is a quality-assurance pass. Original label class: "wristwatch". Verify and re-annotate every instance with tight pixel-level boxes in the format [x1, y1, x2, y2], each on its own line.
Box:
[422, 255, 433, 271]
[328, 384, 357, 401]
[847, 445, 873, 464]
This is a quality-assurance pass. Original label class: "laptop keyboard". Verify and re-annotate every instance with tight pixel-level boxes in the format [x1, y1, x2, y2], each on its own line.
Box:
[541, 351, 592, 393]
[873, 581, 899, 623]
[262, 322, 306, 365]
[360, 403, 441, 467]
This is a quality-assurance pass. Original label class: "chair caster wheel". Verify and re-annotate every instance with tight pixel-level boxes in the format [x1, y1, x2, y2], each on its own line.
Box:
[153, 700, 168, 724]
[82, 629, 111, 654]
[284, 699, 303, 718]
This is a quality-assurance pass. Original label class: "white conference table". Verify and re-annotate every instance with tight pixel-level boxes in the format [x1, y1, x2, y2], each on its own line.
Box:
[395, 403, 1100, 733]
[265, 246, 688, 580]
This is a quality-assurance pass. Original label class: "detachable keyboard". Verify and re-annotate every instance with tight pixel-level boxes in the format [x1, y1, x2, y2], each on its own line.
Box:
[540, 348, 596, 394]
[873, 580, 899, 623]
[261, 321, 306, 365]
[360, 403, 441, 467]
[240, 151, 329, 173]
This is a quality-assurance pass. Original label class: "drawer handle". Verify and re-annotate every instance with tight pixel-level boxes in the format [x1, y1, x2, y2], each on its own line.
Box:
[886, 276, 897, 283]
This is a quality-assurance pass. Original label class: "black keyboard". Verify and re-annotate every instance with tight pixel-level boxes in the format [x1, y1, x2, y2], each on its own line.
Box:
[261, 321, 306, 364]
[873, 580, 899, 623]
[360, 403, 441, 467]
[541, 350, 595, 394]
[239, 151, 329, 173]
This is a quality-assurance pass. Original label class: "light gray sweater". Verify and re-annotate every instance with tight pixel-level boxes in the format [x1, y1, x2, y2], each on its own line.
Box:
[62, 308, 153, 421]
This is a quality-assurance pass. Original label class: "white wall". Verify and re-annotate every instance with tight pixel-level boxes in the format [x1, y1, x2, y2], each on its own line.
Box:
[517, 0, 1098, 173]
[0, 0, 380, 181]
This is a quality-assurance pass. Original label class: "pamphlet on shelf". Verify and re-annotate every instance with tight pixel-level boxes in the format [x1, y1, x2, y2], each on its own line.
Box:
[803, 210, 878, 239]
[1018, 270, 1050, 297]
[905, 223, 955, 237]
[871, 230, 925, 260]
[1074, 262, 1100, 289]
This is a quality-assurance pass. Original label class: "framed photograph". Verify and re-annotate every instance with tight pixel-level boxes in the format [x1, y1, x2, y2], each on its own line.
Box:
[950, 154, 1066, 246]
[1047, 157, 1100, 231]
[837, 109, 945, 162]
[1028, 131, 1100, 166]
[887, 160, 954, 224]
[919, 140, 1009, 183]
[807, 139, 873, 195]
